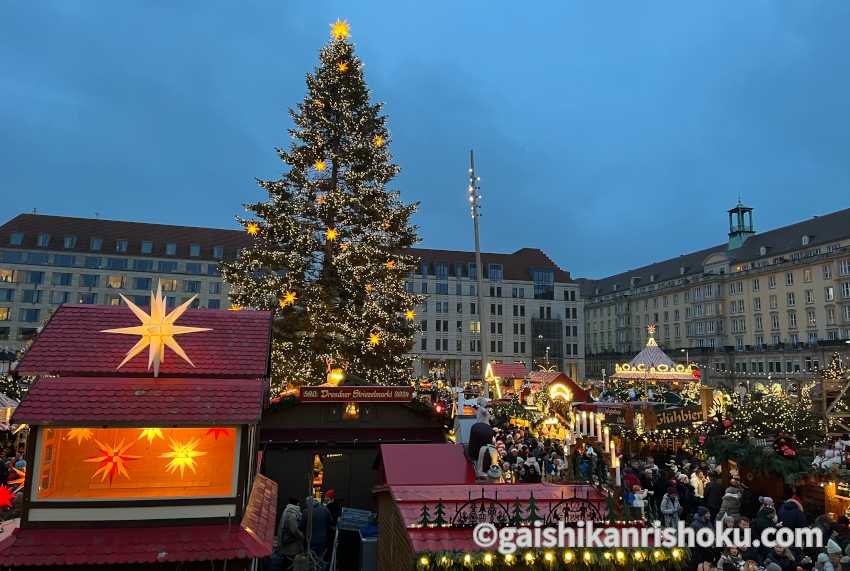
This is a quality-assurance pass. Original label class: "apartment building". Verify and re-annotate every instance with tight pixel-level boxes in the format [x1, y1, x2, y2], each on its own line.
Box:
[406, 248, 584, 383]
[0, 214, 248, 347]
[580, 202, 850, 386]
[0, 214, 585, 383]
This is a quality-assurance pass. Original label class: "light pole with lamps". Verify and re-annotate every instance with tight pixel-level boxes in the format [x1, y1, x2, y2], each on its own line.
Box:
[680, 348, 689, 365]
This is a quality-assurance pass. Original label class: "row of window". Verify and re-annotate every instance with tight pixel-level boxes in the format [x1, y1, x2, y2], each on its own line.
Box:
[421, 338, 581, 356]
[0, 276, 221, 298]
[0, 251, 221, 275]
[8, 233, 226, 259]
[419, 318, 579, 339]
[412, 280, 577, 302]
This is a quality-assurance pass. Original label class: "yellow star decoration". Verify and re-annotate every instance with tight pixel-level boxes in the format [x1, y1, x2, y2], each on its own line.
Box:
[369, 332, 382, 346]
[138, 428, 165, 445]
[246, 222, 259, 236]
[330, 18, 350, 40]
[385, 259, 396, 270]
[365, 283, 374, 294]
[65, 428, 94, 445]
[279, 291, 297, 308]
[314, 159, 327, 171]
[229, 304, 242, 311]
[338, 62, 349, 73]
[101, 281, 211, 377]
[326, 228, 339, 241]
[373, 135, 385, 147]
[404, 309, 416, 321]
[160, 437, 207, 478]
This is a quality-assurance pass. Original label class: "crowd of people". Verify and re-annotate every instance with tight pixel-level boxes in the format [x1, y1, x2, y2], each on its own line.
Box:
[0, 444, 25, 520]
[267, 490, 341, 571]
[622, 453, 850, 571]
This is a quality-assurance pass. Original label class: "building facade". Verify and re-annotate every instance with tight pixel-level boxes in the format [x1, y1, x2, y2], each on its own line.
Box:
[581, 203, 850, 387]
[0, 214, 585, 383]
[407, 248, 584, 383]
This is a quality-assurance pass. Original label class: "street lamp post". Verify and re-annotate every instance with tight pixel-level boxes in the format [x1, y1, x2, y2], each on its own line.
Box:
[680, 348, 689, 365]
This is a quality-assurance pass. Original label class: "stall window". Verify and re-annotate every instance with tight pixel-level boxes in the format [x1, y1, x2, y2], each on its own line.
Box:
[33, 426, 239, 501]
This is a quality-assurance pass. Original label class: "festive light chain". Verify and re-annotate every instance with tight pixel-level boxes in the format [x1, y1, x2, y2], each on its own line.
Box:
[415, 547, 688, 569]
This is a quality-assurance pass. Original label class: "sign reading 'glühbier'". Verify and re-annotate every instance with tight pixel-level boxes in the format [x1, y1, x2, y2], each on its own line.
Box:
[298, 386, 415, 402]
[655, 405, 705, 428]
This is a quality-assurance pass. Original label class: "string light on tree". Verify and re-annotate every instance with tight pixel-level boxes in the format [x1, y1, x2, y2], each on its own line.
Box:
[220, 19, 423, 389]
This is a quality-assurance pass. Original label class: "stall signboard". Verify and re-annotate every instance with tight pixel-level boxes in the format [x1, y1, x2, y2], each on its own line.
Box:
[299, 386, 415, 402]
[655, 405, 705, 429]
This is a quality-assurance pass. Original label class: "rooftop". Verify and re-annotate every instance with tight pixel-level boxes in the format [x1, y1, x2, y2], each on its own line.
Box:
[580, 206, 850, 297]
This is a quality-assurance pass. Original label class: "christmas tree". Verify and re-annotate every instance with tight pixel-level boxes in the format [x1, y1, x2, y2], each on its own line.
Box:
[525, 493, 542, 523]
[510, 498, 524, 525]
[417, 504, 431, 527]
[432, 500, 447, 527]
[221, 20, 422, 390]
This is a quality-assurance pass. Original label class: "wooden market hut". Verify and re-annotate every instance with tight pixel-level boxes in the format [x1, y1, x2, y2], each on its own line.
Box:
[0, 302, 276, 570]
[260, 384, 448, 513]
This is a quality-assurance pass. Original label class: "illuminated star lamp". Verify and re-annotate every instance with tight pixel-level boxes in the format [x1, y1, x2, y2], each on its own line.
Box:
[369, 332, 381, 346]
[160, 438, 207, 478]
[205, 428, 230, 440]
[373, 135, 385, 147]
[0, 485, 14, 509]
[101, 281, 211, 377]
[314, 159, 327, 171]
[404, 309, 416, 320]
[65, 428, 94, 445]
[279, 291, 297, 308]
[330, 18, 350, 40]
[86, 440, 141, 483]
[246, 222, 259, 236]
[549, 383, 573, 402]
[138, 428, 165, 445]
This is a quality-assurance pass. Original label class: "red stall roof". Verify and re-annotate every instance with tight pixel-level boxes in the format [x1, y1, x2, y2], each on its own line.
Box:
[16, 305, 272, 378]
[379, 444, 475, 486]
[13, 376, 265, 425]
[487, 363, 529, 379]
[0, 475, 277, 567]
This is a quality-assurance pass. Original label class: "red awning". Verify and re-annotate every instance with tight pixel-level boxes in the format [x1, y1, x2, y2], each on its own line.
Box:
[13, 376, 265, 425]
[0, 475, 277, 566]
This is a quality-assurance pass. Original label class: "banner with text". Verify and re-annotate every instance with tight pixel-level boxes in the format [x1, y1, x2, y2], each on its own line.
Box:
[298, 386, 415, 402]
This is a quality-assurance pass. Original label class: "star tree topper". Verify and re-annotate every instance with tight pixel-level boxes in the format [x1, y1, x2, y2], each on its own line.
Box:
[102, 281, 211, 377]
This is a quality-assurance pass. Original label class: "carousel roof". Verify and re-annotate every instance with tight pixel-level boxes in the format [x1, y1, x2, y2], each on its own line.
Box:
[612, 326, 698, 381]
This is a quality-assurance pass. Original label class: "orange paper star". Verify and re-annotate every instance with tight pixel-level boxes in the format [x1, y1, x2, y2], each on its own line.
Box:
[138, 428, 165, 445]
[385, 259, 396, 270]
[326, 228, 339, 241]
[229, 304, 242, 311]
[369, 332, 381, 346]
[338, 62, 349, 73]
[86, 439, 141, 483]
[279, 291, 297, 308]
[314, 159, 327, 171]
[246, 222, 259, 236]
[65, 428, 94, 445]
[373, 135, 385, 147]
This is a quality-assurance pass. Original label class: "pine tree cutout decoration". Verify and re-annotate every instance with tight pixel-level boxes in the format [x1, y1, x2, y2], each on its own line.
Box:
[510, 498, 524, 525]
[221, 19, 423, 391]
[433, 499, 447, 527]
[417, 503, 431, 527]
[525, 493, 542, 523]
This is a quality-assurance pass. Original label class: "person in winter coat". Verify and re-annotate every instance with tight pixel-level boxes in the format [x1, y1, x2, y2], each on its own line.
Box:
[717, 546, 743, 571]
[300, 496, 333, 562]
[660, 486, 682, 528]
[691, 468, 706, 500]
[704, 476, 724, 519]
[716, 485, 742, 522]
[776, 495, 808, 531]
[762, 546, 796, 571]
[276, 497, 305, 565]
[754, 496, 778, 536]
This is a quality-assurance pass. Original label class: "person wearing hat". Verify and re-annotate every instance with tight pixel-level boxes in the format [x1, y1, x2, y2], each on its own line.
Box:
[826, 538, 843, 570]
[660, 486, 682, 529]
[522, 457, 542, 483]
[762, 545, 796, 571]
[324, 489, 340, 525]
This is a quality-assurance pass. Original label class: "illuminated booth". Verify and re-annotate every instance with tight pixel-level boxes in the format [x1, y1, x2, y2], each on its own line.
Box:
[0, 288, 276, 570]
[261, 384, 448, 513]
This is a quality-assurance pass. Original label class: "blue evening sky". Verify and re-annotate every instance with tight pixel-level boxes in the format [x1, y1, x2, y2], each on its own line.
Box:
[2, 2, 849, 278]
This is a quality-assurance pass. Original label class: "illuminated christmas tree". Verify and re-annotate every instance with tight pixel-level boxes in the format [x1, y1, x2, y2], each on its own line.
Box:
[221, 19, 422, 390]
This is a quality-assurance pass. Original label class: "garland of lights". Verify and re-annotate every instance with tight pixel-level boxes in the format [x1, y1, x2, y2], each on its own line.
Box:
[219, 20, 423, 392]
[415, 546, 689, 570]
